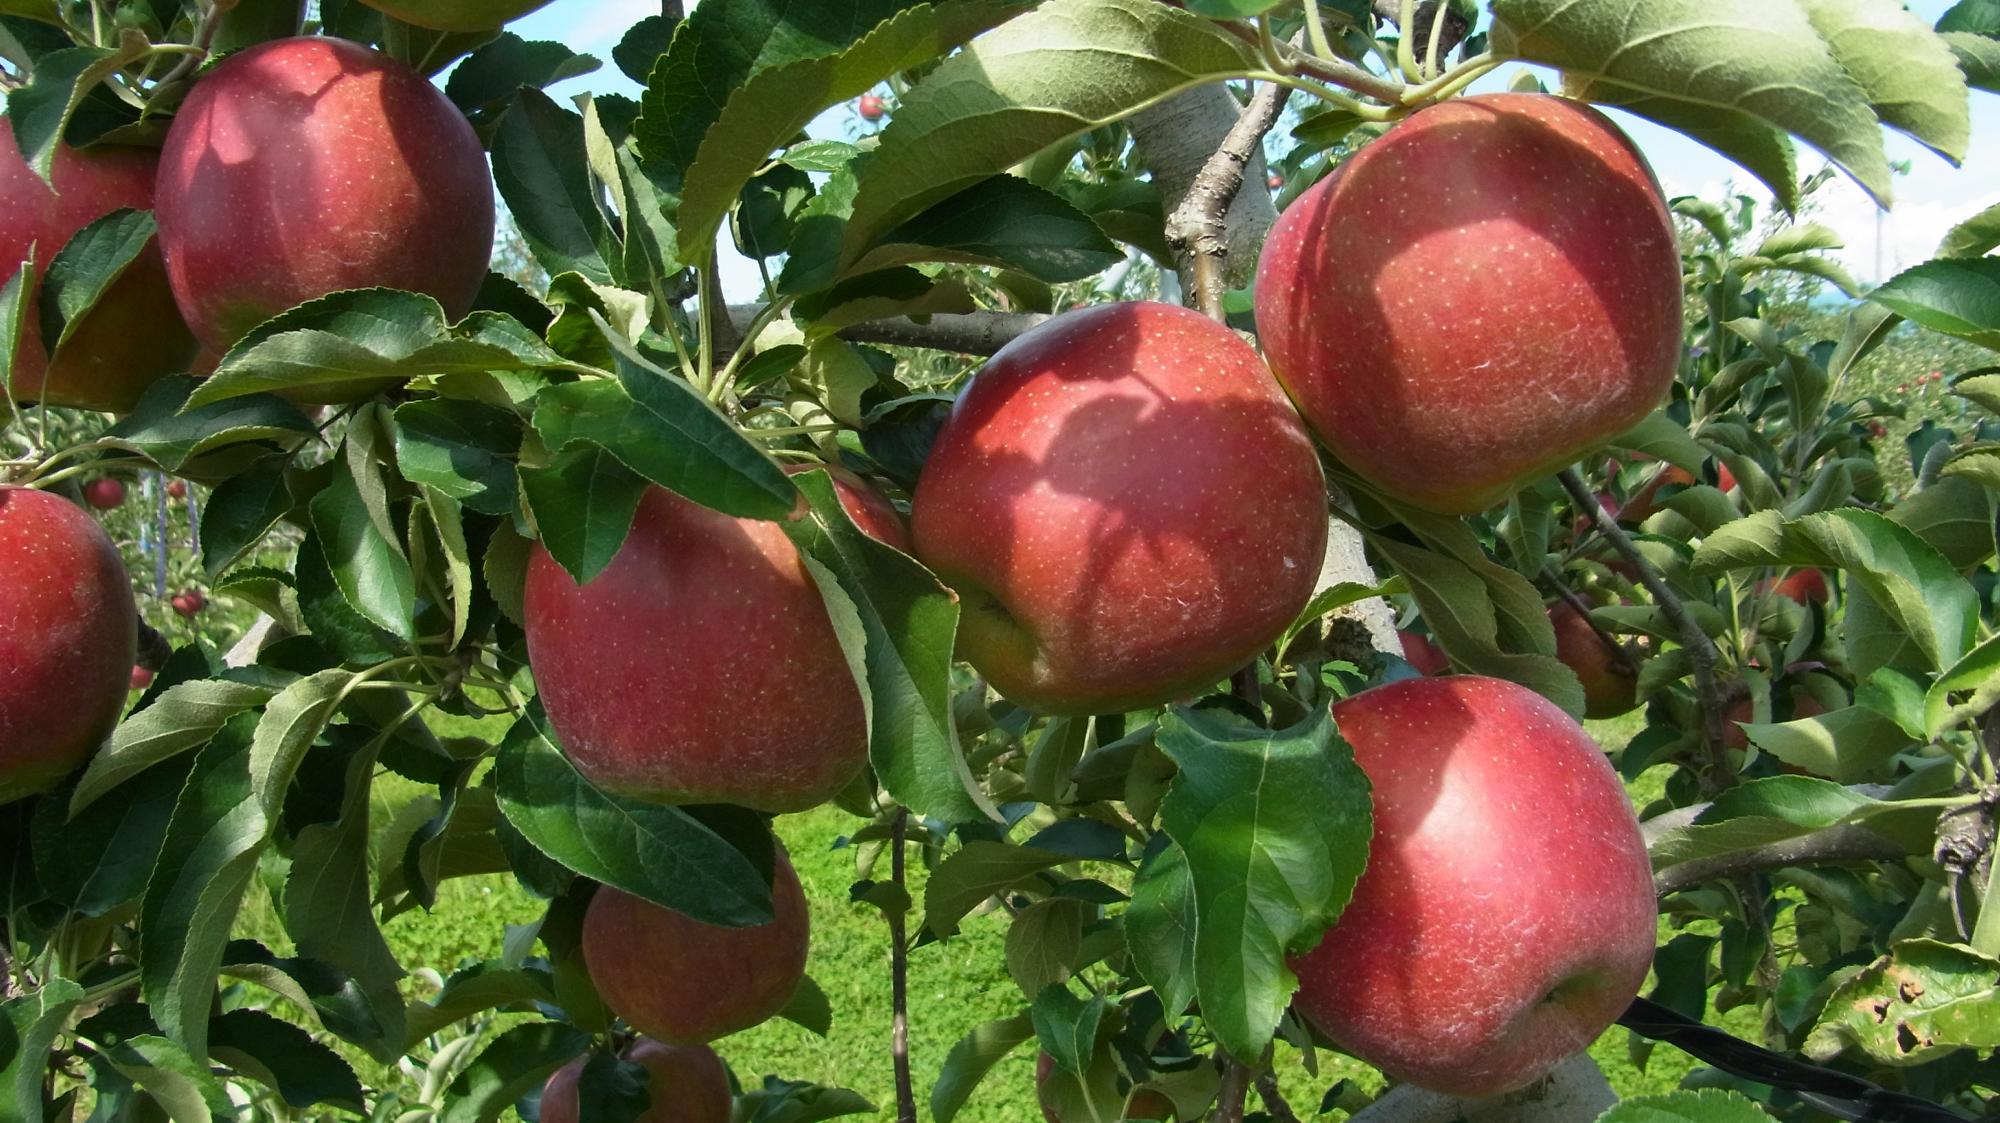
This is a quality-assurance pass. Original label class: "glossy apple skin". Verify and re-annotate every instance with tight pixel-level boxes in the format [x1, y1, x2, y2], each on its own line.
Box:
[1397, 630, 1449, 676]
[783, 463, 910, 551]
[911, 301, 1328, 715]
[857, 94, 886, 121]
[1256, 93, 1681, 515]
[539, 1039, 731, 1123]
[155, 37, 494, 357]
[1549, 601, 1639, 719]
[1291, 675, 1656, 1097]
[582, 851, 809, 1045]
[524, 486, 867, 813]
[0, 487, 137, 804]
[83, 478, 127, 510]
[357, 0, 552, 30]
[0, 120, 196, 413]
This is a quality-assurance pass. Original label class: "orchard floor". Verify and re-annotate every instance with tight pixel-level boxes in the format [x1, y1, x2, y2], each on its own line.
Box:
[237, 708, 1751, 1121]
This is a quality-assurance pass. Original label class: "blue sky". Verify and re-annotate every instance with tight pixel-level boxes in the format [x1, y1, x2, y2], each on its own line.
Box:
[507, 0, 1998, 301]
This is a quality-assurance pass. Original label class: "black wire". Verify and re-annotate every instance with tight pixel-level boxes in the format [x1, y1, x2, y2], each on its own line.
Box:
[1618, 998, 1979, 1123]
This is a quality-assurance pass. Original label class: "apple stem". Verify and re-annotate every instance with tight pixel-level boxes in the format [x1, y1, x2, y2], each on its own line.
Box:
[1557, 468, 1733, 791]
[887, 807, 918, 1123]
[1164, 78, 1292, 320]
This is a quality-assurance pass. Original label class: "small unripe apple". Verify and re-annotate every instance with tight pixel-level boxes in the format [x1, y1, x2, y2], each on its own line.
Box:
[355, 0, 552, 31]
[130, 665, 155, 691]
[1397, 630, 1449, 676]
[83, 478, 127, 510]
[1257, 93, 1681, 514]
[155, 38, 494, 360]
[1548, 600, 1638, 719]
[524, 485, 869, 813]
[0, 119, 196, 413]
[857, 93, 887, 121]
[165, 479, 187, 500]
[1291, 675, 1656, 1096]
[911, 301, 1328, 715]
[539, 1038, 731, 1123]
[582, 850, 809, 1045]
[0, 487, 137, 803]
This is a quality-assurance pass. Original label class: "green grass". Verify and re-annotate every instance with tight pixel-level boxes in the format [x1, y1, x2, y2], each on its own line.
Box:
[226, 708, 1753, 1121]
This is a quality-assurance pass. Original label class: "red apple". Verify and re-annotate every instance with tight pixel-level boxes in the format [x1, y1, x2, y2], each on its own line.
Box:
[0, 487, 137, 803]
[171, 589, 207, 619]
[783, 463, 910, 551]
[130, 665, 155, 691]
[858, 93, 887, 121]
[83, 478, 126, 510]
[1256, 93, 1681, 515]
[165, 479, 188, 500]
[524, 486, 868, 813]
[1617, 464, 1692, 525]
[1267, 172, 1285, 189]
[910, 301, 1328, 715]
[0, 119, 196, 413]
[539, 1039, 730, 1123]
[355, 0, 552, 31]
[1291, 675, 1656, 1096]
[1758, 568, 1829, 606]
[1398, 629, 1450, 676]
[1724, 687, 1829, 752]
[155, 38, 494, 359]
[1571, 491, 1616, 540]
[1548, 600, 1638, 719]
[582, 850, 809, 1044]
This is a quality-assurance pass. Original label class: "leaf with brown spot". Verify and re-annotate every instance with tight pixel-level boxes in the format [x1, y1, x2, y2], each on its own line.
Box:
[1804, 939, 2000, 1065]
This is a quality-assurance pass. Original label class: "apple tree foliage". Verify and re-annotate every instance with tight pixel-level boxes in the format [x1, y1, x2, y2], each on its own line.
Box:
[1, 0, 1998, 1121]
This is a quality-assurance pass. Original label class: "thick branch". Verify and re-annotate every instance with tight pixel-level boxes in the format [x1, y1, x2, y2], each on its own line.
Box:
[1348, 1054, 1615, 1123]
[1652, 825, 1911, 897]
[1164, 79, 1291, 319]
[1213, 1057, 1252, 1123]
[1256, 1071, 1302, 1123]
[1558, 468, 1731, 790]
[1128, 85, 1281, 298]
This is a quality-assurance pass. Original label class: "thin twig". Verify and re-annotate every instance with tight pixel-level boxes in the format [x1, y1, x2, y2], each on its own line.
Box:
[1558, 468, 1731, 791]
[888, 808, 917, 1123]
[151, 0, 225, 91]
[1256, 1071, 1303, 1123]
[726, 305, 1049, 356]
[1214, 1056, 1253, 1123]
[1164, 78, 1292, 320]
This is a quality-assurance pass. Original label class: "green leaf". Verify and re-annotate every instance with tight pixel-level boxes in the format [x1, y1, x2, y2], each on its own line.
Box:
[220, 941, 389, 1047]
[1612, 411, 1712, 474]
[1030, 984, 1102, 1076]
[0, 248, 29, 421]
[1597, 93, 1802, 214]
[930, 1010, 1034, 1123]
[1926, 633, 2000, 738]
[782, 470, 994, 824]
[249, 670, 357, 821]
[95, 1034, 235, 1123]
[309, 457, 416, 642]
[1804, 939, 2000, 1065]
[391, 398, 522, 517]
[1594, 1088, 1777, 1123]
[670, 1, 1029, 267]
[1793, 0, 1969, 164]
[1489, 0, 1895, 204]
[190, 289, 586, 407]
[1647, 776, 1886, 869]
[101, 376, 315, 473]
[837, 0, 1257, 268]
[141, 713, 268, 1059]
[402, 961, 557, 1047]
[1888, 475, 1996, 570]
[445, 33, 601, 119]
[492, 87, 614, 284]
[1869, 257, 2000, 350]
[437, 1022, 590, 1123]
[1742, 707, 1913, 784]
[517, 441, 649, 585]
[842, 173, 1121, 282]
[1155, 704, 1373, 1060]
[3, 978, 82, 1123]
[33, 754, 196, 917]
[1944, 31, 2000, 94]
[208, 1009, 364, 1111]
[70, 678, 280, 814]
[199, 460, 297, 579]
[778, 975, 834, 1037]
[6, 40, 149, 178]
[1006, 897, 1087, 995]
[923, 841, 1072, 937]
[38, 208, 155, 356]
[1693, 508, 1977, 672]
[732, 1078, 877, 1123]
[1126, 841, 1197, 1017]
[491, 706, 777, 927]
